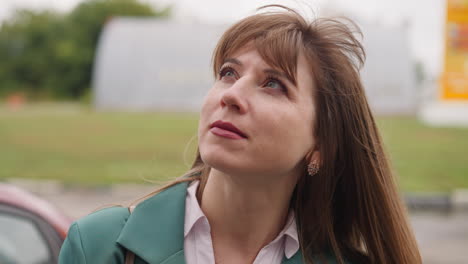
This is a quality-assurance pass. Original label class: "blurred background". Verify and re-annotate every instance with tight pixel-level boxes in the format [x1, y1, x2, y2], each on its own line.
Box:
[0, 0, 467, 263]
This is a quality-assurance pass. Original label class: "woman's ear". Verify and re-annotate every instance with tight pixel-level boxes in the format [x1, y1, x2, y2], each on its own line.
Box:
[310, 151, 321, 165]
[305, 149, 321, 164]
[312, 150, 322, 164]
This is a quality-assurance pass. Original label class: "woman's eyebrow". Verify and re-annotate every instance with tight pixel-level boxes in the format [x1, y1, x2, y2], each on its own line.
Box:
[224, 58, 243, 66]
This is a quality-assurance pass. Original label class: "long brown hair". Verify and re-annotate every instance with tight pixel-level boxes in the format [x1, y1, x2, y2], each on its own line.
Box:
[138, 5, 421, 264]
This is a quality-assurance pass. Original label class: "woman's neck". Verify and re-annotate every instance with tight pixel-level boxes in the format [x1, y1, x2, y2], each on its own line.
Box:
[200, 168, 298, 263]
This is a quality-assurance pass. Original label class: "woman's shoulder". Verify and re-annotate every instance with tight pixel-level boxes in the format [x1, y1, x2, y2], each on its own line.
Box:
[58, 182, 190, 263]
[76, 205, 130, 231]
[58, 206, 130, 263]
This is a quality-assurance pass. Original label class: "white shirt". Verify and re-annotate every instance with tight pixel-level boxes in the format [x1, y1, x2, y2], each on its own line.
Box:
[184, 181, 300, 264]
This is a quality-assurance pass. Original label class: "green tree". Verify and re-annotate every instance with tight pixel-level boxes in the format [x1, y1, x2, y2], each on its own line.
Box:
[0, 0, 170, 99]
[0, 10, 65, 98]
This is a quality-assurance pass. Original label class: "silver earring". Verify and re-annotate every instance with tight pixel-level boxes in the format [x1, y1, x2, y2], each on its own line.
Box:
[307, 161, 319, 176]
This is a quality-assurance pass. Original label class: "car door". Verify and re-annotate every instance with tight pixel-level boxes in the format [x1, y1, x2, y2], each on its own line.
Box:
[0, 203, 64, 264]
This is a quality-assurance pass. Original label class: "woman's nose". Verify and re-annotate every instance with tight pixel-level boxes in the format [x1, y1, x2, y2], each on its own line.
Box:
[220, 78, 250, 114]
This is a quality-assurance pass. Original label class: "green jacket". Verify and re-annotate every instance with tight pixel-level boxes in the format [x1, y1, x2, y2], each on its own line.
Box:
[59, 182, 345, 264]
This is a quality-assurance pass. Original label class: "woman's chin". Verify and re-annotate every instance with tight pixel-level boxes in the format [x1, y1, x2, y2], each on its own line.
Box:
[201, 153, 239, 173]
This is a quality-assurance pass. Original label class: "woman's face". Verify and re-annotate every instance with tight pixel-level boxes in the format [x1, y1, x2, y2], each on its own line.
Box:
[198, 45, 317, 182]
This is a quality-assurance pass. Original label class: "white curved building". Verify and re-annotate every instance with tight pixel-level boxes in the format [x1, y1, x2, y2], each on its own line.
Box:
[92, 18, 227, 112]
[92, 17, 417, 114]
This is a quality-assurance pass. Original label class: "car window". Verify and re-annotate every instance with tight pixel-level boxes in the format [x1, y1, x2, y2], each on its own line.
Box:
[0, 213, 51, 264]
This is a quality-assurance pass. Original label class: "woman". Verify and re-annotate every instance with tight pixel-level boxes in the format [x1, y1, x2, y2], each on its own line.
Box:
[59, 5, 421, 264]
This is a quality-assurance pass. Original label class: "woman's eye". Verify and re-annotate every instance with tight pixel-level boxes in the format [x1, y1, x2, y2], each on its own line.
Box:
[266, 80, 282, 89]
[265, 78, 287, 93]
[219, 67, 236, 79]
[224, 71, 235, 77]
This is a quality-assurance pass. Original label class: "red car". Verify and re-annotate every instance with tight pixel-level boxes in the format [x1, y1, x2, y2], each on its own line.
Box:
[0, 183, 72, 264]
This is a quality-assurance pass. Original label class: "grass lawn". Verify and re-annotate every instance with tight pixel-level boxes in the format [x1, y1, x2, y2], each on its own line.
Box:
[1, 102, 467, 192]
[377, 117, 468, 192]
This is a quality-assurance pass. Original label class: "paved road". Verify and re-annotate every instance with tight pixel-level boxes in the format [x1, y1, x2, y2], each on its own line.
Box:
[411, 211, 468, 264]
[15, 181, 468, 264]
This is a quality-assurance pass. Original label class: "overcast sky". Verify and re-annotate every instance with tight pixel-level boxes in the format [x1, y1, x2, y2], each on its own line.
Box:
[0, 0, 445, 76]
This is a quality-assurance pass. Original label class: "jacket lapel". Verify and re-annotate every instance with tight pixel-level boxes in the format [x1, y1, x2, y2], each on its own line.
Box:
[282, 250, 303, 264]
[117, 182, 189, 264]
[116, 181, 305, 264]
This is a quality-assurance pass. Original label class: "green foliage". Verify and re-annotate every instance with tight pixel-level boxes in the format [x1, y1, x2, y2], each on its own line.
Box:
[0, 0, 170, 99]
[0, 10, 65, 98]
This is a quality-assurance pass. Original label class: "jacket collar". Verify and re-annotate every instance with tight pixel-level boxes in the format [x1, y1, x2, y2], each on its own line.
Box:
[116, 181, 304, 264]
[117, 182, 189, 264]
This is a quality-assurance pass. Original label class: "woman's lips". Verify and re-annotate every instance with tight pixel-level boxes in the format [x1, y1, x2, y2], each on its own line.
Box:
[210, 127, 246, 139]
[209, 120, 247, 139]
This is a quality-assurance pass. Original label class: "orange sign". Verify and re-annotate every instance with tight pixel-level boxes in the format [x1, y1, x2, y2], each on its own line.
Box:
[442, 0, 468, 99]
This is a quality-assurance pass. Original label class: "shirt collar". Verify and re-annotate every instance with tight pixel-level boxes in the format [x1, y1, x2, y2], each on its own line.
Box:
[183, 180, 300, 259]
[282, 210, 300, 259]
[184, 180, 207, 237]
